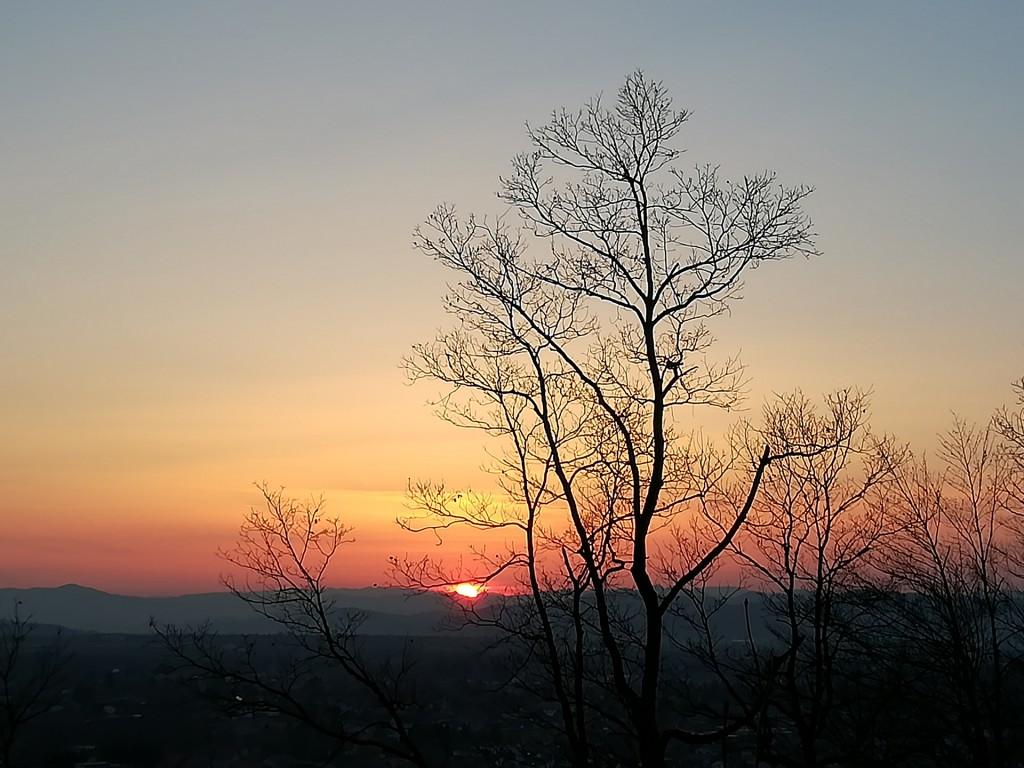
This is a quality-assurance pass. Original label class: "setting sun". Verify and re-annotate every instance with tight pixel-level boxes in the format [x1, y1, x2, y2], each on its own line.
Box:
[453, 582, 484, 599]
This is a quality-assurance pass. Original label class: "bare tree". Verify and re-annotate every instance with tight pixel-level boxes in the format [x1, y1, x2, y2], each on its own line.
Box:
[394, 72, 822, 768]
[873, 418, 1024, 768]
[154, 484, 429, 767]
[0, 605, 68, 768]
[994, 377, 1024, 560]
[683, 390, 904, 767]
[994, 377, 1024, 463]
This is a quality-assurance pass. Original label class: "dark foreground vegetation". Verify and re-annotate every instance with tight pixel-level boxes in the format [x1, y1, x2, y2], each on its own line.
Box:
[4, 590, 1024, 768]
[4, 629, 523, 768]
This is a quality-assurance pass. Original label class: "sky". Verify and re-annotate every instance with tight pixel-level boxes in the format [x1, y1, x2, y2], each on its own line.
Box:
[1, 1, 1022, 594]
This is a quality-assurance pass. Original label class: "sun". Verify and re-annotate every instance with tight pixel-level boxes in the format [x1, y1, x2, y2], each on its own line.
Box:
[453, 582, 485, 599]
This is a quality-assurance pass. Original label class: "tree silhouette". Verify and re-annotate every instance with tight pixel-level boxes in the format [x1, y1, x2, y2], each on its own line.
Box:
[154, 484, 429, 767]
[994, 376, 1024, 539]
[0, 605, 68, 768]
[869, 415, 1024, 767]
[683, 390, 906, 766]
[394, 72, 831, 768]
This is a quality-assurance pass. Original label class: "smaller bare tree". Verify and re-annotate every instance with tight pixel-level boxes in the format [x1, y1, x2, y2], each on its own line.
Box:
[875, 418, 1024, 768]
[994, 377, 1024, 462]
[679, 390, 904, 767]
[154, 484, 429, 767]
[0, 605, 68, 768]
[994, 377, 1024, 569]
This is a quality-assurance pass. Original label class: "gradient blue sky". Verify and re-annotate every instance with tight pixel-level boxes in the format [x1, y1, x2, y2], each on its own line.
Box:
[1, 1, 1021, 591]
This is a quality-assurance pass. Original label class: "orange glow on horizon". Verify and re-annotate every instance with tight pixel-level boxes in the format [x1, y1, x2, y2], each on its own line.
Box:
[2, 19, 1019, 598]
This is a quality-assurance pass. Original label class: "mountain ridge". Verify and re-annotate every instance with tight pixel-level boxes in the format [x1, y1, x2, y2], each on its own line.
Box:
[0, 584, 459, 635]
[0, 583, 770, 639]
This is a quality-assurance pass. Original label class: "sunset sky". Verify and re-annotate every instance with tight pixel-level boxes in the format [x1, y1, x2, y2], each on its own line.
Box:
[2, 1, 1021, 594]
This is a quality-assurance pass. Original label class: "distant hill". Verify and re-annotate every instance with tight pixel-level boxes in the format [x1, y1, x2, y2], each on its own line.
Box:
[0, 584, 458, 635]
[0, 584, 776, 640]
